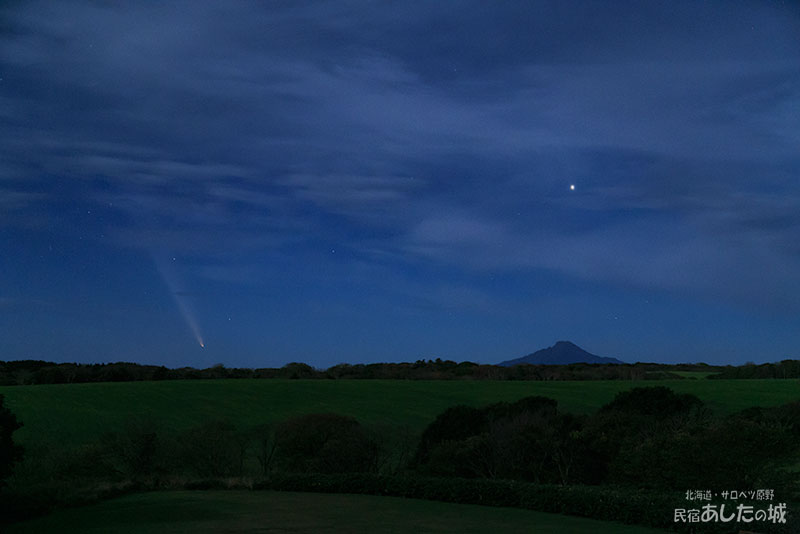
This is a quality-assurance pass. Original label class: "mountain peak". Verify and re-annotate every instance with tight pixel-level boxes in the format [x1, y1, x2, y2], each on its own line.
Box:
[498, 341, 624, 366]
[553, 341, 583, 350]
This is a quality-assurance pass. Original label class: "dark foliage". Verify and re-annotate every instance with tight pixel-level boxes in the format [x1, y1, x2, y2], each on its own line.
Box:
[178, 420, 241, 477]
[411, 388, 800, 499]
[275, 413, 379, 474]
[100, 418, 163, 478]
[413, 396, 590, 484]
[412, 405, 488, 469]
[710, 359, 800, 379]
[250, 423, 278, 476]
[276, 362, 316, 379]
[599, 386, 703, 418]
[0, 394, 23, 488]
[0, 358, 740, 385]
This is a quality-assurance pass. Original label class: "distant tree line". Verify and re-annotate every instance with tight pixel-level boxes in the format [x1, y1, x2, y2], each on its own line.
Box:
[0, 359, 736, 385]
[709, 359, 800, 379]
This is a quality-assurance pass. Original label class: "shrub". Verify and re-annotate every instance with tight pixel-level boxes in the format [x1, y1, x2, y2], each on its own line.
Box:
[275, 413, 378, 474]
[250, 423, 277, 476]
[599, 386, 702, 418]
[414, 397, 585, 484]
[178, 420, 240, 477]
[101, 418, 162, 477]
[0, 394, 23, 488]
[412, 405, 488, 467]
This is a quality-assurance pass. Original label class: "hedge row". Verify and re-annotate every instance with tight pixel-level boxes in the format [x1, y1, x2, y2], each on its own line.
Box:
[255, 474, 681, 527]
[254, 473, 796, 533]
[4, 474, 794, 533]
[0, 479, 147, 525]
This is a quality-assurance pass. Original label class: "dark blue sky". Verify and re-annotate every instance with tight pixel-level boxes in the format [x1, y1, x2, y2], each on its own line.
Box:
[2, 1, 799, 367]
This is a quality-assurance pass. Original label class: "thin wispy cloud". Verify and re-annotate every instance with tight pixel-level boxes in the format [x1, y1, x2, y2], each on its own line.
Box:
[2, 0, 798, 364]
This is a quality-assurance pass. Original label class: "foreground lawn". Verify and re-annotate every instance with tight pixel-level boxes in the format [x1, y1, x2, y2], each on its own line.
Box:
[1, 378, 798, 448]
[6, 490, 668, 533]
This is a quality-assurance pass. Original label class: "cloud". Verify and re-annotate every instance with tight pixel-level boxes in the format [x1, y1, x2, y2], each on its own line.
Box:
[281, 173, 424, 225]
[1, 0, 798, 312]
[0, 189, 44, 212]
[400, 207, 800, 312]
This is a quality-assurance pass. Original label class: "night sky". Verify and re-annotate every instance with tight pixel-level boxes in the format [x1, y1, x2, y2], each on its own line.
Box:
[2, 1, 799, 368]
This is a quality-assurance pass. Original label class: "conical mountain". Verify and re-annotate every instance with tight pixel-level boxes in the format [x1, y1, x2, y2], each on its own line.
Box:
[499, 341, 624, 366]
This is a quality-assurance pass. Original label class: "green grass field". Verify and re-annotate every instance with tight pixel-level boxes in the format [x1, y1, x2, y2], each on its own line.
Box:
[2, 378, 798, 448]
[6, 490, 669, 533]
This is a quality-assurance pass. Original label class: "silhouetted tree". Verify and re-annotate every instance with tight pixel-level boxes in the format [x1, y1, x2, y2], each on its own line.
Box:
[278, 362, 316, 379]
[599, 386, 702, 418]
[251, 423, 277, 476]
[412, 405, 488, 468]
[102, 418, 161, 477]
[179, 420, 239, 477]
[275, 413, 378, 473]
[0, 394, 23, 488]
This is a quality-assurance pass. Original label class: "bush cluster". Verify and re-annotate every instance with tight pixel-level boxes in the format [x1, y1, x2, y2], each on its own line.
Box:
[412, 387, 800, 496]
[0, 394, 23, 489]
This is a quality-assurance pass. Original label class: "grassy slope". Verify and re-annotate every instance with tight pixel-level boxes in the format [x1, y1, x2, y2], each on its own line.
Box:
[6, 490, 669, 533]
[1, 378, 798, 448]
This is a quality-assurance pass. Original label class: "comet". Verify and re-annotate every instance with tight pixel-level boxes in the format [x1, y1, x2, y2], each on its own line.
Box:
[153, 253, 206, 349]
